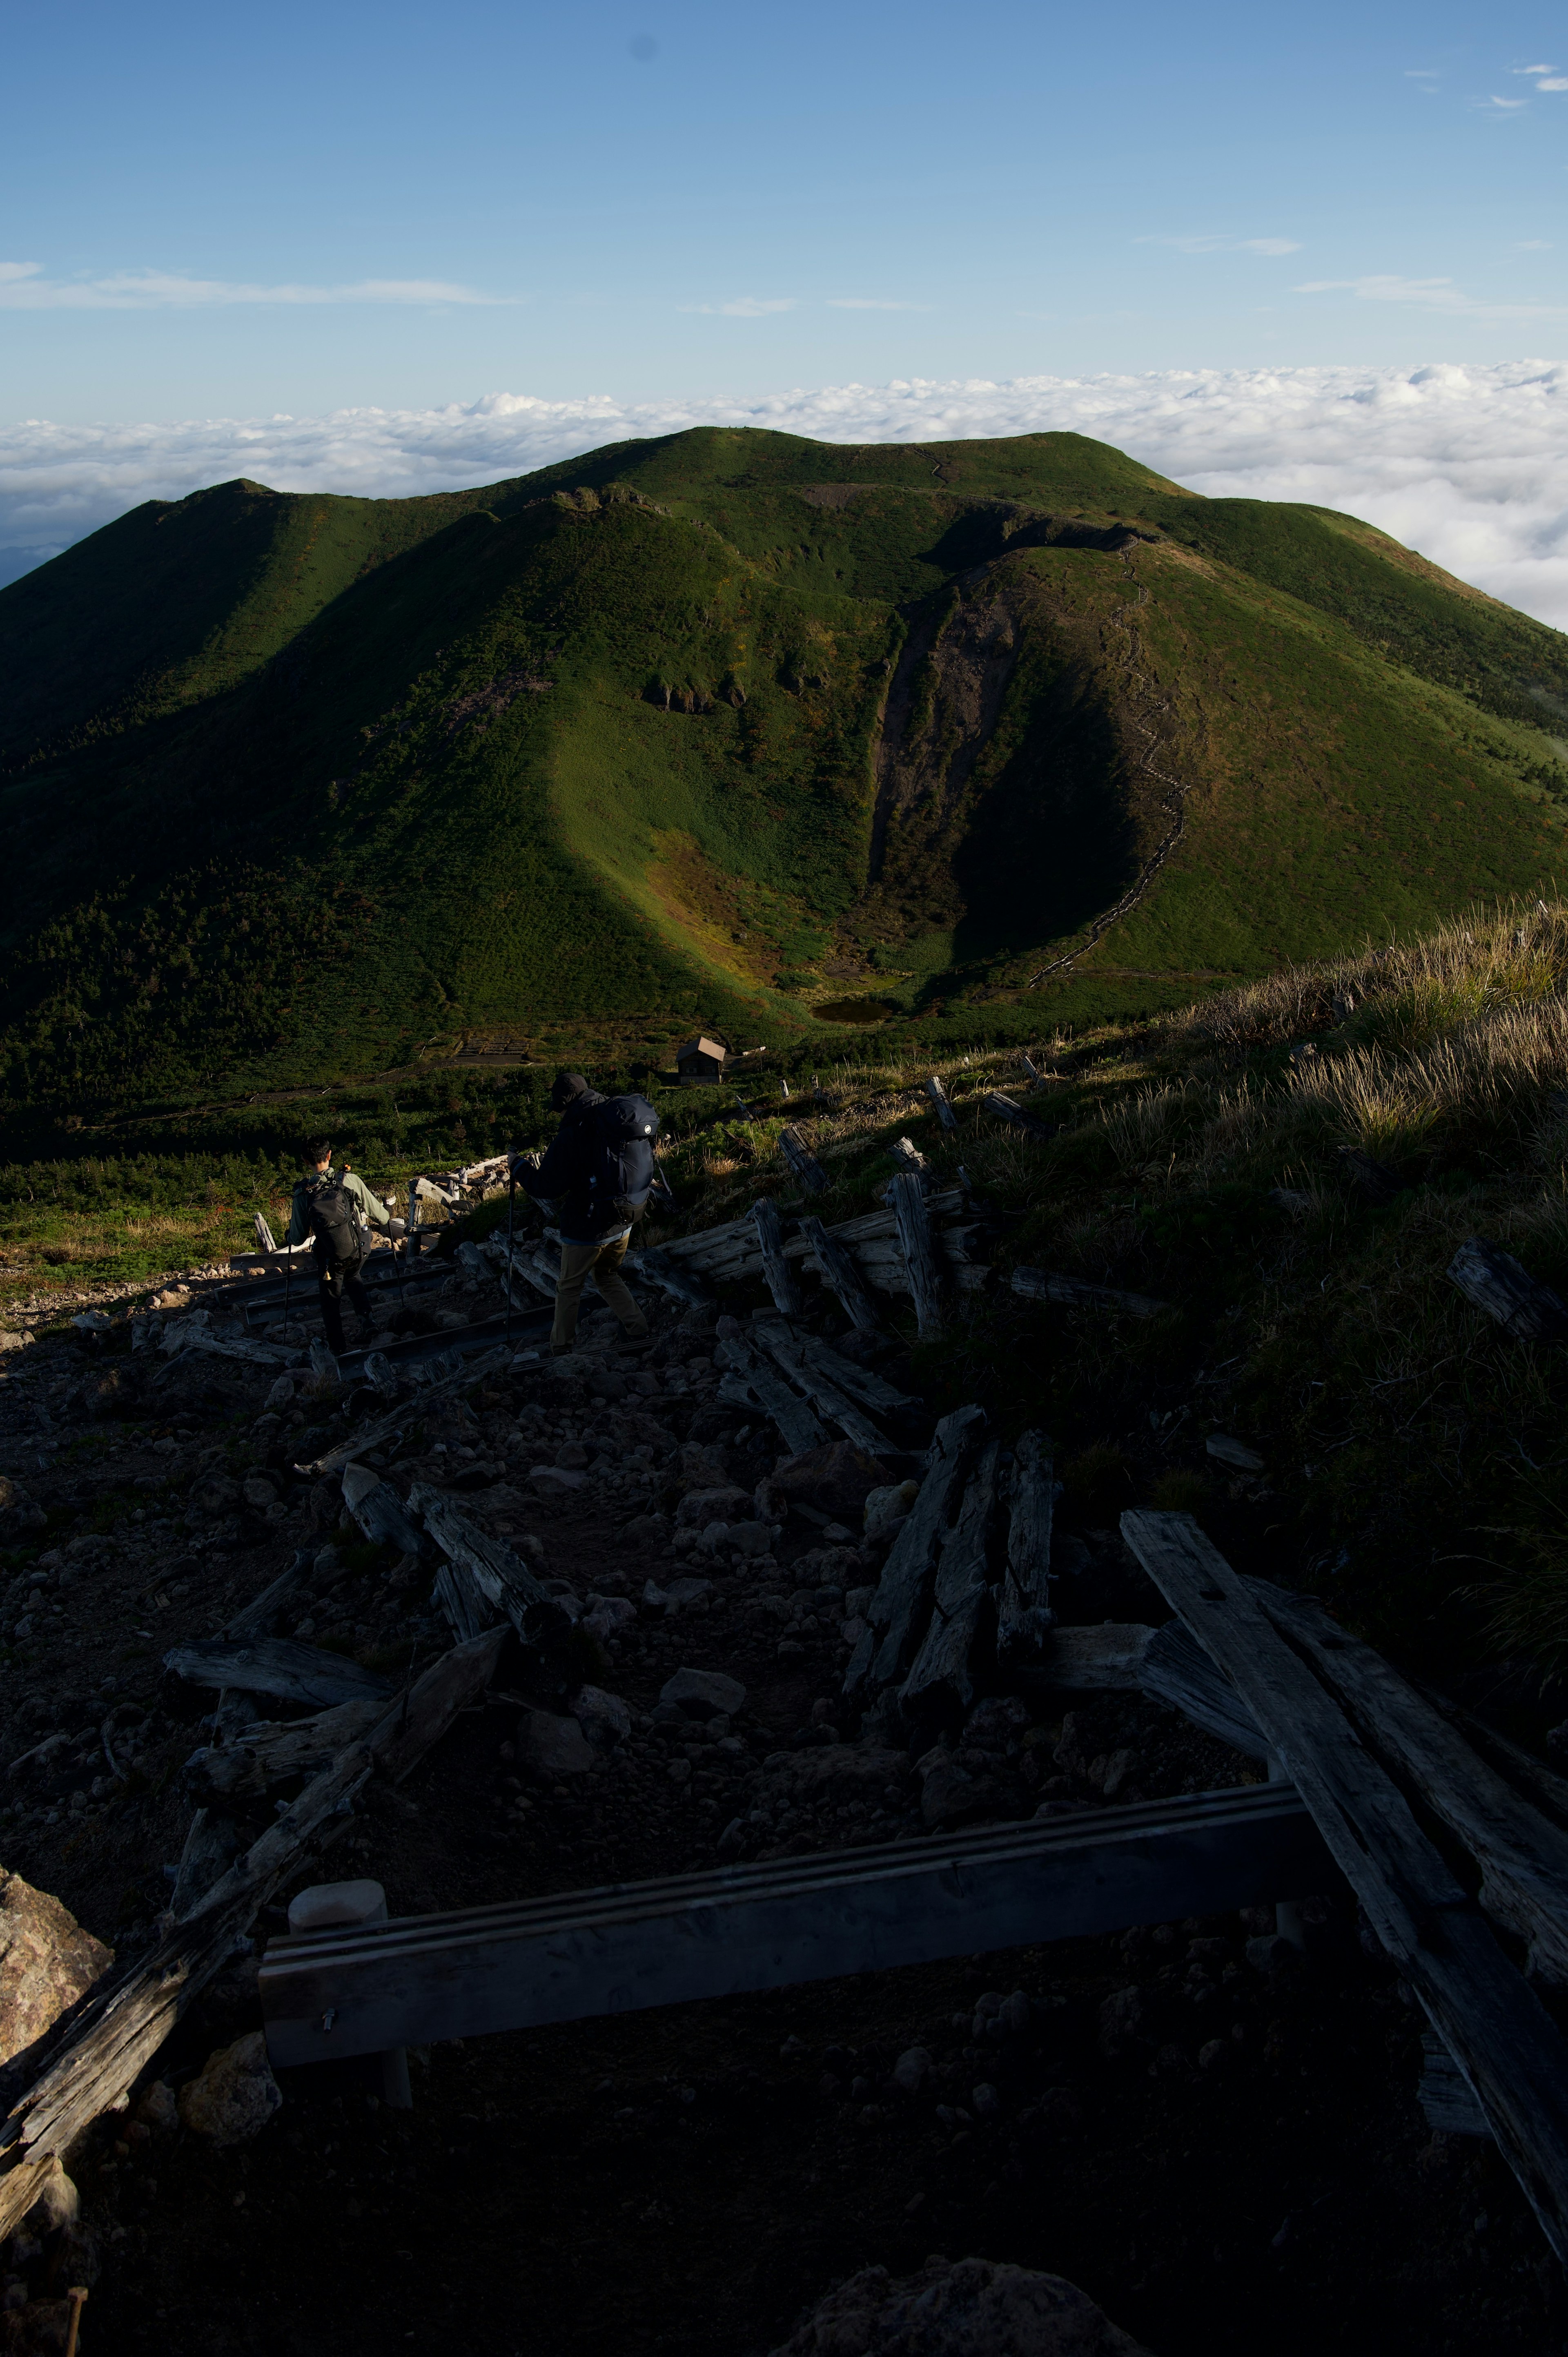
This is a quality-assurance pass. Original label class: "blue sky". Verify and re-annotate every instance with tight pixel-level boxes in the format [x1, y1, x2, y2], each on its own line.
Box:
[2, 0, 1565, 421]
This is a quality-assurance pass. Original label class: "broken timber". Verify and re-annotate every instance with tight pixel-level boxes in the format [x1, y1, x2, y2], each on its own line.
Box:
[260, 1782, 1334, 2067]
[889, 1170, 942, 1336]
[1011, 1267, 1169, 1319]
[1120, 1508, 1568, 2266]
[1447, 1237, 1568, 1343]
[925, 1074, 957, 1131]
[984, 1091, 1055, 1143]
[845, 1405, 985, 1699]
[996, 1429, 1056, 1662]
[0, 1629, 506, 2241]
[797, 1215, 882, 1333]
[778, 1126, 830, 1195]
[750, 1196, 802, 1316]
[901, 1438, 1002, 1719]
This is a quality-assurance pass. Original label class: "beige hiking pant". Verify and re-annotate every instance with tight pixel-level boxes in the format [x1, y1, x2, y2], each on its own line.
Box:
[552, 1231, 648, 1351]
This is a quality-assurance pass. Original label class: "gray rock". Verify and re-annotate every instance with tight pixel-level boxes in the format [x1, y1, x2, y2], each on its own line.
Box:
[177, 2030, 283, 2145]
[583, 1597, 637, 1641]
[530, 1465, 586, 1495]
[766, 2254, 1154, 2356]
[571, 1685, 632, 1748]
[265, 1375, 295, 1412]
[1097, 1986, 1146, 2058]
[666, 1576, 716, 1605]
[136, 2080, 178, 2131]
[971, 2081, 1002, 2119]
[1206, 1433, 1265, 1473]
[0, 1867, 113, 2069]
[676, 1484, 754, 1529]
[863, 1479, 920, 1534]
[21, 2154, 78, 2234]
[891, 2046, 932, 2094]
[519, 1709, 595, 1777]
[660, 1666, 746, 1720]
[919, 1757, 984, 1831]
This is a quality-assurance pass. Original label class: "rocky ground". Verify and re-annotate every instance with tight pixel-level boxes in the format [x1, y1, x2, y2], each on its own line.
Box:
[0, 1257, 1559, 2355]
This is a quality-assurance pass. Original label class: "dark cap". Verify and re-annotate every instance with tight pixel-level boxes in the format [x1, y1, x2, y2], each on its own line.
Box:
[550, 1070, 590, 1111]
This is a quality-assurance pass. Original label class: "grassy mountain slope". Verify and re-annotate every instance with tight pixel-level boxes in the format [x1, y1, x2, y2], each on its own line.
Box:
[2, 427, 1566, 1122]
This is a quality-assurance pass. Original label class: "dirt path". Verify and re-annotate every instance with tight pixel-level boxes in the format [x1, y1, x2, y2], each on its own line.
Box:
[0, 1274, 1557, 2356]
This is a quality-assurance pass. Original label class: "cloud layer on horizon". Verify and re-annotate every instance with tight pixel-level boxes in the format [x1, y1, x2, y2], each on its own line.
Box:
[4, 360, 1568, 629]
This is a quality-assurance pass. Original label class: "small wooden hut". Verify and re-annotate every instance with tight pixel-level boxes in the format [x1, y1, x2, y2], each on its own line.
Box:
[676, 1035, 728, 1084]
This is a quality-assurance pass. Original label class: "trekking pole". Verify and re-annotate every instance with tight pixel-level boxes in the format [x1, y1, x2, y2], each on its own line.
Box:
[503, 1162, 517, 1347]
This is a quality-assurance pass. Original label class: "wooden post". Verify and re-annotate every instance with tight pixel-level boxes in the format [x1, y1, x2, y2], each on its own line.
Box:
[984, 1090, 1055, 1143]
[925, 1074, 957, 1131]
[901, 1439, 1002, 1721]
[997, 1429, 1056, 1661]
[750, 1197, 802, 1315]
[779, 1126, 830, 1195]
[889, 1170, 942, 1336]
[798, 1215, 882, 1333]
[846, 1403, 984, 1698]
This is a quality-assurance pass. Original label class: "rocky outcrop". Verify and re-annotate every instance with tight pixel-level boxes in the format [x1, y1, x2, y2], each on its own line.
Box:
[0, 1871, 112, 2070]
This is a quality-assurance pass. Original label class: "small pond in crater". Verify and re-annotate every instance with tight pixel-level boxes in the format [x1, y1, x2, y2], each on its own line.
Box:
[813, 996, 899, 1024]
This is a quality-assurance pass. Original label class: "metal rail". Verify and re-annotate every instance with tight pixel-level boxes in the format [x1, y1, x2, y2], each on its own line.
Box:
[260, 1782, 1334, 2065]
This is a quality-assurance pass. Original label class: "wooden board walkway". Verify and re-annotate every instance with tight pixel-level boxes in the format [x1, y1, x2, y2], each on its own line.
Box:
[260, 1782, 1332, 2066]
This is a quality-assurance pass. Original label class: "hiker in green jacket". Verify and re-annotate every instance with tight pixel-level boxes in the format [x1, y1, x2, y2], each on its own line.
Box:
[285, 1140, 404, 1354]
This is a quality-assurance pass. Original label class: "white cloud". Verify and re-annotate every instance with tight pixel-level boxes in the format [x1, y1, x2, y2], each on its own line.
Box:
[1486, 94, 1529, 109]
[680, 296, 796, 317]
[8, 363, 1568, 630]
[1518, 240, 1554, 250]
[1537, 76, 1568, 89]
[1140, 235, 1302, 255]
[1296, 272, 1565, 321]
[826, 297, 931, 310]
[1515, 63, 1557, 74]
[0, 263, 502, 309]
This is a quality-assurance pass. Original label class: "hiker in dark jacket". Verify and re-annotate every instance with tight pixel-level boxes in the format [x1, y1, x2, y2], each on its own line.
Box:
[511, 1072, 658, 1354]
[285, 1139, 403, 1355]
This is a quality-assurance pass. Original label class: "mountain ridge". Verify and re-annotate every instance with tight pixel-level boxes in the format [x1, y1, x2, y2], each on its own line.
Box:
[2, 424, 1565, 1114]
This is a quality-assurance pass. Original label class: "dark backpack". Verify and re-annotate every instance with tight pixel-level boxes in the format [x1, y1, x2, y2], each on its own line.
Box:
[303, 1172, 364, 1264]
[584, 1094, 660, 1220]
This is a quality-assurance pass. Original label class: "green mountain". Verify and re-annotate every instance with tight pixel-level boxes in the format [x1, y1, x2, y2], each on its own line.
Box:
[2, 425, 1567, 1115]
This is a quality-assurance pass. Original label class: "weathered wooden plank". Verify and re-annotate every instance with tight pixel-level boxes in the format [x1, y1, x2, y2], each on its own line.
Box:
[163, 1638, 395, 1710]
[710, 1338, 827, 1456]
[901, 1440, 1002, 1719]
[411, 1486, 570, 1652]
[294, 1354, 506, 1476]
[183, 1697, 389, 1800]
[749, 1196, 802, 1315]
[1021, 1623, 1159, 1690]
[1140, 1619, 1272, 1762]
[926, 1074, 957, 1132]
[634, 1247, 715, 1307]
[984, 1090, 1055, 1143]
[889, 1171, 943, 1337]
[1248, 1579, 1568, 1988]
[1420, 2030, 1491, 2137]
[225, 1551, 312, 1643]
[169, 1808, 239, 1919]
[0, 1628, 505, 2238]
[798, 1215, 882, 1333]
[1448, 1238, 1568, 1343]
[779, 1126, 831, 1195]
[341, 1464, 424, 1558]
[1120, 1508, 1568, 2266]
[771, 1329, 916, 1416]
[846, 1405, 985, 1698]
[260, 1782, 1335, 2067]
[997, 1429, 1055, 1662]
[749, 1324, 888, 1452]
[1011, 1267, 1169, 1318]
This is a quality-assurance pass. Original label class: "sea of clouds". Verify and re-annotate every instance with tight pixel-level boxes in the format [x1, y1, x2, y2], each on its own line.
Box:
[4, 358, 1568, 626]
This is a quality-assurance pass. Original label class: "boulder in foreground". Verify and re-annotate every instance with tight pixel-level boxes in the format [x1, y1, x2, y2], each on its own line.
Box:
[0, 1867, 112, 2069]
[768, 2255, 1154, 2357]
